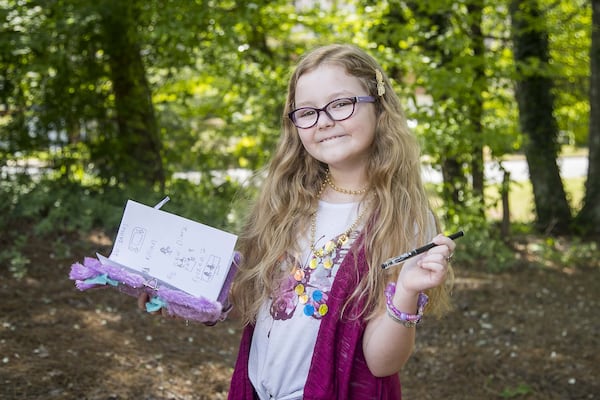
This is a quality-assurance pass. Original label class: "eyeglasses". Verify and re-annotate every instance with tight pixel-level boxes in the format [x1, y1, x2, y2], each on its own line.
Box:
[288, 96, 376, 129]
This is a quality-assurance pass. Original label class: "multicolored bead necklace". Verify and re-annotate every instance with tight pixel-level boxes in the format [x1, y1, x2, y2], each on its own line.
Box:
[291, 174, 371, 318]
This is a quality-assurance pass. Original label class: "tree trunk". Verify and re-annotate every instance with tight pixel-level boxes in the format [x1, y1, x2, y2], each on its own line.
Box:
[99, 0, 165, 189]
[467, 0, 485, 202]
[576, 0, 600, 236]
[501, 170, 511, 238]
[441, 159, 464, 205]
[510, 0, 572, 234]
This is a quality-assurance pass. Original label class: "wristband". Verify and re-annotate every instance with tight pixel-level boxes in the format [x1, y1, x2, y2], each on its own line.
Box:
[384, 282, 428, 328]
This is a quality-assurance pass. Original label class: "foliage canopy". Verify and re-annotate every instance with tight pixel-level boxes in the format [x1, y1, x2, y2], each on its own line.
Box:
[0, 0, 594, 275]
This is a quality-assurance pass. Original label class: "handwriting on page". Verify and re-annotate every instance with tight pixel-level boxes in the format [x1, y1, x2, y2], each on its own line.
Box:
[106, 200, 237, 301]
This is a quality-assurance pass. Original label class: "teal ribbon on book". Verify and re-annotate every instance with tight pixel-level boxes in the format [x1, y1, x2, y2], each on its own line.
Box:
[83, 273, 119, 287]
[145, 296, 167, 313]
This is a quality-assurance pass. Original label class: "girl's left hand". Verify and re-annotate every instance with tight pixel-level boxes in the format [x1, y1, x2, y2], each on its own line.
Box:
[396, 234, 455, 295]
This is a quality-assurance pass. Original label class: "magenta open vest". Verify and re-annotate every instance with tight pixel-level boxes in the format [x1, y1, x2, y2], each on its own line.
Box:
[228, 241, 402, 399]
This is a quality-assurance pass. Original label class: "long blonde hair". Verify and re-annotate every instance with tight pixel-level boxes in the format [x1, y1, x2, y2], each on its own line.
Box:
[230, 44, 453, 326]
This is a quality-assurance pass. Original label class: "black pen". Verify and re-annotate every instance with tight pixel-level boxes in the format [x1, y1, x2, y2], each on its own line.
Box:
[381, 230, 464, 269]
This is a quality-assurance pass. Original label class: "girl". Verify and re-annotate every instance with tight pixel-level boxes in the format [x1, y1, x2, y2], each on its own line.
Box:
[227, 44, 456, 399]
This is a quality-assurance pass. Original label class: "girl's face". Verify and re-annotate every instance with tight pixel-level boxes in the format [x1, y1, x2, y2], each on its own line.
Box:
[293, 64, 377, 173]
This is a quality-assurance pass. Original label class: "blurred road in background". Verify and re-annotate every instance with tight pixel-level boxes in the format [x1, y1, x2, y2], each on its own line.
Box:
[422, 156, 588, 183]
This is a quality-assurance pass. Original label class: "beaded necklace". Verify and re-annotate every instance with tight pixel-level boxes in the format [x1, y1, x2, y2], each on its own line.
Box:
[308, 182, 370, 268]
[290, 177, 371, 319]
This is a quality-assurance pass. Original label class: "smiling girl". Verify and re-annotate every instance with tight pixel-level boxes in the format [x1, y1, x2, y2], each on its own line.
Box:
[227, 44, 456, 399]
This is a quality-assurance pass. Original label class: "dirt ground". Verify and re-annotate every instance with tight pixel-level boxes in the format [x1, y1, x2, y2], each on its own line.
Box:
[1, 231, 598, 400]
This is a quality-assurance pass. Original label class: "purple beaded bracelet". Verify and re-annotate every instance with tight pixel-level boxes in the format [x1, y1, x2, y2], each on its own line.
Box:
[384, 282, 429, 328]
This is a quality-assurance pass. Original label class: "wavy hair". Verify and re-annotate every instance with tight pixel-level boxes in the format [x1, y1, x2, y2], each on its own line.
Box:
[230, 44, 453, 326]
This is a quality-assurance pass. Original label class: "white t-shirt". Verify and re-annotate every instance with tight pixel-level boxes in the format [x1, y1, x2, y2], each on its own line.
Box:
[248, 200, 363, 400]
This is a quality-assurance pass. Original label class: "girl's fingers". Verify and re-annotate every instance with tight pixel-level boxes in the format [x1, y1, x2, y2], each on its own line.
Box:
[138, 292, 175, 317]
[433, 235, 457, 253]
[137, 293, 149, 310]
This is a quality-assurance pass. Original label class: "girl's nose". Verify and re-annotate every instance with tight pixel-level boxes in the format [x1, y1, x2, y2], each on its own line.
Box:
[316, 110, 335, 129]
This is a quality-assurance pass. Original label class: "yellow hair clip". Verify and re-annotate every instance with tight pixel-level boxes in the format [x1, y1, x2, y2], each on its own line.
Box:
[375, 69, 385, 96]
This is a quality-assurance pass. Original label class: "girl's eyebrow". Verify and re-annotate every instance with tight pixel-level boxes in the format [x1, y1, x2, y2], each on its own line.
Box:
[294, 91, 354, 108]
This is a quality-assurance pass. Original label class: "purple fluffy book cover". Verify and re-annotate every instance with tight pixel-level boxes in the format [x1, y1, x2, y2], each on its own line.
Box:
[69, 197, 239, 323]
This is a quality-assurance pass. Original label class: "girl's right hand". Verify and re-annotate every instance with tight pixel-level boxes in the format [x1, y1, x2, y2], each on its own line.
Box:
[137, 292, 173, 318]
[136, 292, 220, 325]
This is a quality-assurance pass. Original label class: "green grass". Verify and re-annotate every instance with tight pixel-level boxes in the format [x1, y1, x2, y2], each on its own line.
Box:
[486, 177, 586, 223]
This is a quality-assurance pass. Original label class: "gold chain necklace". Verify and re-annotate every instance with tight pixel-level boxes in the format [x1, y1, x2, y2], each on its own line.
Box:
[324, 170, 369, 195]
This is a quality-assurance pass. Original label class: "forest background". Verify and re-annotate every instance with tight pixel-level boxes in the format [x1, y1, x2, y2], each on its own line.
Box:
[1, 0, 599, 399]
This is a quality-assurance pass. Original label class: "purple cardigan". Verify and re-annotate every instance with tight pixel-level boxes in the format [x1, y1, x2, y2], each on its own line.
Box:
[228, 243, 402, 399]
